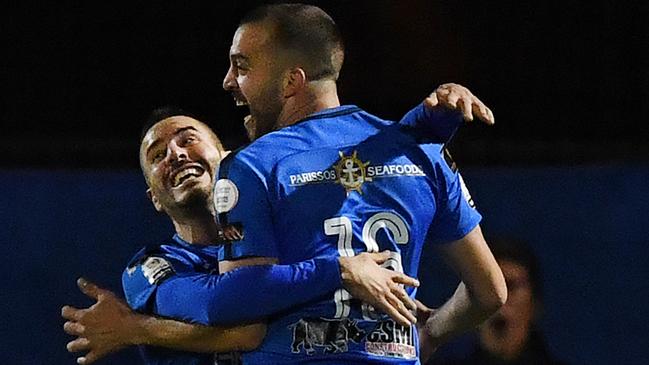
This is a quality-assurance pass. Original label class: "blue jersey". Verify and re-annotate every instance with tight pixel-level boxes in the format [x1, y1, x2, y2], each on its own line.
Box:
[122, 234, 343, 365]
[214, 105, 481, 364]
[122, 234, 237, 365]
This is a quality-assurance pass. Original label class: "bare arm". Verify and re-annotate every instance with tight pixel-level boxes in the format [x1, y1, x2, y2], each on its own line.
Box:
[419, 225, 507, 362]
[62, 278, 265, 365]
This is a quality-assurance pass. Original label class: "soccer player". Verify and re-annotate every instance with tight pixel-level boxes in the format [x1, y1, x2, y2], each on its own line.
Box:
[214, 4, 505, 364]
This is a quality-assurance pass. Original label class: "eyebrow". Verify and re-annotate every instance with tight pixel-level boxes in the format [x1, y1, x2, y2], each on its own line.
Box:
[230, 53, 249, 62]
[145, 126, 199, 157]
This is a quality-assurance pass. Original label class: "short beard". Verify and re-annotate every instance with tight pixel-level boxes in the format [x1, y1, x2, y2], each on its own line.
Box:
[248, 83, 284, 140]
[165, 188, 213, 220]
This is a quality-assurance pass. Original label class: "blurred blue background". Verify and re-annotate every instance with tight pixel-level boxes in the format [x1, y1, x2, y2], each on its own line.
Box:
[2, 165, 648, 364]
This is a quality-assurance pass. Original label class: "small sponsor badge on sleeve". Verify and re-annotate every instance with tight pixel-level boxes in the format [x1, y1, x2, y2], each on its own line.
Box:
[141, 256, 174, 285]
[214, 178, 239, 213]
[458, 173, 476, 208]
[442, 148, 458, 173]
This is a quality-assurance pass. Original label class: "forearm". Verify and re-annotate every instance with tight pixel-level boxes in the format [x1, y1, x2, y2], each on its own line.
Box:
[423, 282, 501, 347]
[157, 256, 342, 325]
[133, 314, 264, 353]
[425, 226, 507, 348]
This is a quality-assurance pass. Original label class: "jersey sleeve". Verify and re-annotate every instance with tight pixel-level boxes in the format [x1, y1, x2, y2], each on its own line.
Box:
[125, 255, 342, 326]
[425, 147, 482, 245]
[398, 102, 463, 143]
[121, 251, 179, 312]
[214, 154, 279, 261]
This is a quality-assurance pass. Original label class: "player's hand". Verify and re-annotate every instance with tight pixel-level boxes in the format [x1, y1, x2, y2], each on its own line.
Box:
[338, 251, 420, 327]
[61, 278, 143, 365]
[425, 83, 495, 125]
[415, 299, 439, 363]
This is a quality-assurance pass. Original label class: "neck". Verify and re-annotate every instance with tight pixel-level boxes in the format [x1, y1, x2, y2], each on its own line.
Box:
[276, 80, 340, 128]
[170, 212, 220, 246]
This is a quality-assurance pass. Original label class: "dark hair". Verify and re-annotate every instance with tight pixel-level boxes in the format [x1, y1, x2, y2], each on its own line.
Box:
[240, 3, 344, 81]
[487, 236, 543, 302]
[140, 106, 197, 142]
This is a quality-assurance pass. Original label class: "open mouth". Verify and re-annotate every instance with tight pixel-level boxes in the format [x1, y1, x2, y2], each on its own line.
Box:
[232, 92, 248, 106]
[171, 165, 205, 187]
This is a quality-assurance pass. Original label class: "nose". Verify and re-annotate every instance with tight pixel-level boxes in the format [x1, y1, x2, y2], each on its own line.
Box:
[167, 140, 188, 164]
[223, 65, 238, 91]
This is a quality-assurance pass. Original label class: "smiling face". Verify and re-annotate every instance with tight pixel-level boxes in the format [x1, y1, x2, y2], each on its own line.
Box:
[140, 116, 223, 217]
[223, 21, 288, 140]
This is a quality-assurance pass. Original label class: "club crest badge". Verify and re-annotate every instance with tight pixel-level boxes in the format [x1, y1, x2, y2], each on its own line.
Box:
[214, 178, 239, 213]
[141, 256, 174, 285]
[334, 151, 372, 195]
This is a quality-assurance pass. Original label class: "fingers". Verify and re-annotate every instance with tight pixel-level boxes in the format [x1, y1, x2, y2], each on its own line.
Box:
[377, 297, 412, 328]
[470, 97, 495, 125]
[64, 321, 85, 336]
[460, 97, 473, 122]
[414, 299, 434, 323]
[433, 83, 495, 125]
[391, 271, 420, 288]
[77, 278, 102, 300]
[77, 351, 102, 365]
[66, 337, 90, 353]
[389, 283, 417, 311]
[61, 305, 85, 322]
[423, 92, 439, 109]
[365, 251, 392, 264]
[415, 299, 433, 314]
[486, 107, 495, 124]
[385, 291, 417, 325]
[445, 91, 459, 109]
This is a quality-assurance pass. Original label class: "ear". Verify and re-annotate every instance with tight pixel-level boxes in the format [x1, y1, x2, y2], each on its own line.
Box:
[146, 188, 164, 212]
[283, 67, 307, 98]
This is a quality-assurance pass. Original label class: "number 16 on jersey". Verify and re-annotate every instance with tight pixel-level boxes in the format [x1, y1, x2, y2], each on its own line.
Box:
[324, 212, 409, 319]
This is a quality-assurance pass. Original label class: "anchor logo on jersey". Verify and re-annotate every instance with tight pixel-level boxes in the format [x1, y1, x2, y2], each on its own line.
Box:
[334, 150, 372, 195]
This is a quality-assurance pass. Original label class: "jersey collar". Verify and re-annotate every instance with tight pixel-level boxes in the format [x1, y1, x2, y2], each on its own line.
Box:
[297, 105, 362, 124]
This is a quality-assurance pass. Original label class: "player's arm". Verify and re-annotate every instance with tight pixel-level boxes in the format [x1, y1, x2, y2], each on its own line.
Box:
[149, 256, 343, 325]
[416, 147, 506, 362]
[398, 83, 495, 143]
[61, 278, 265, 365]
[418, 226, 507, 362]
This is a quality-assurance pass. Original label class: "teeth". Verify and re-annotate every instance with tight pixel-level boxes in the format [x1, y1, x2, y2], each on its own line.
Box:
[173, 167, 202, 186]
[235, 99, 248, 106]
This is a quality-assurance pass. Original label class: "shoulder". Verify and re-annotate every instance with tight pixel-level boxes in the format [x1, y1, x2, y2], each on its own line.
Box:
[121, 242, 186, 311]
[224, 106, 380, 171]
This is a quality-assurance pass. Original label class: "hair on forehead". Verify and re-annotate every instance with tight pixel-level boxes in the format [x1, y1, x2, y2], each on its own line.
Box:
[240, 3, 344, 81]
[140, 106, 224, 152]
[140, 106, 198, 142]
